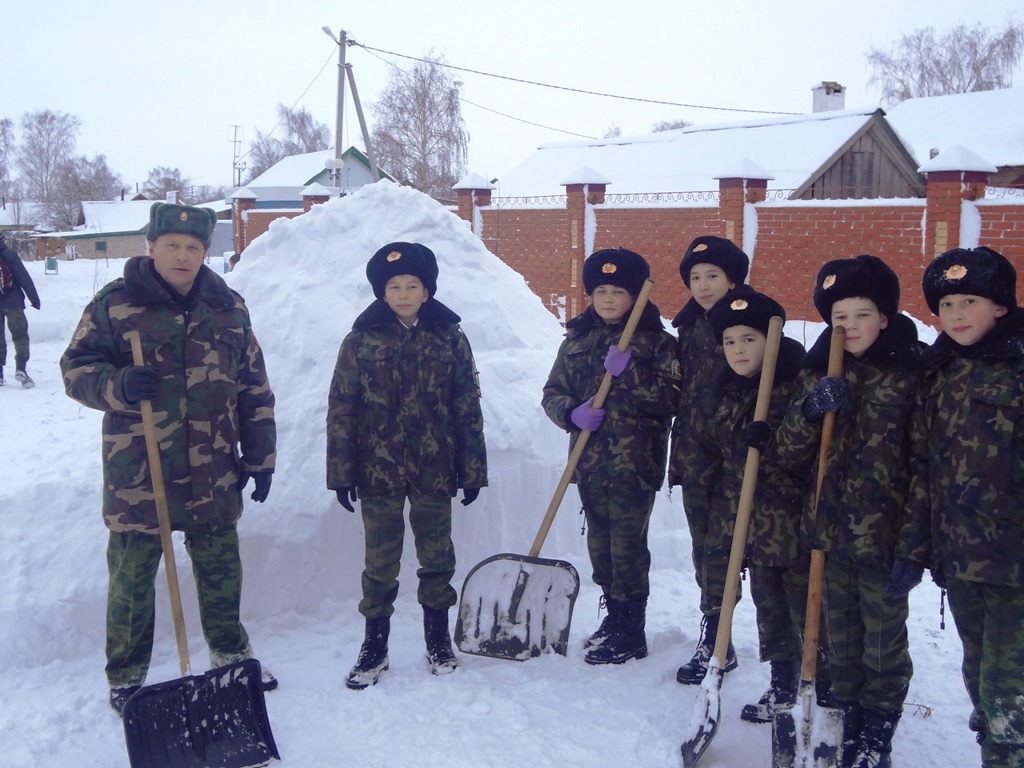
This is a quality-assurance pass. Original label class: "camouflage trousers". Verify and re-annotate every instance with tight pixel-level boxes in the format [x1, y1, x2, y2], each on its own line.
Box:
[0, 307, 30, 370]
[681, 484, 742, 616]
[749, 563, 809, 663]
[946, 579, 1024, 768]
[823, 557, 911, 712]
[105, 525, 252, 689]
[358, 491, 456, 620]
[578, 480, 655, 602]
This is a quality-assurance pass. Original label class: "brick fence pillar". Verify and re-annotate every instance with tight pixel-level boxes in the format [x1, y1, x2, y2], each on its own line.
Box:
[301, 182, 332, 212]
[920, 145, 996, 258]
[230, 188, 258, 255]
[453, 173, 495, 237]
[716, 161, 772, 251]
[562, 167, 610, 320]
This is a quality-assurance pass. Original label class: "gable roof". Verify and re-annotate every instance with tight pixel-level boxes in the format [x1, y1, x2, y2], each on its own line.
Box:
[886, 86, 1024, 169]
[244, 147, 394, 188]
[77, 200, 153, 235]
[495, 108, 928, 199]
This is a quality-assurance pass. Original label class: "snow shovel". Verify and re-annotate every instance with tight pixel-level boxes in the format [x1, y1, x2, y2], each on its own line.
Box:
[455, 279, 655, 661]
[771, 326, 846, 768]
[121, 330, 280, 768]
[680, 315, 785, 767]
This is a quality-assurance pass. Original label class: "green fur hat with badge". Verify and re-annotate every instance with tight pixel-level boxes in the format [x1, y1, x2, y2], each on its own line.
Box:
[146, 202, 217, 248]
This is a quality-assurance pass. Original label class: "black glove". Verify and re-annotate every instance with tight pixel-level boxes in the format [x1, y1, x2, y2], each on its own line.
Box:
[744, 420, 773, 453]
[335, 487, 358, 512]
[460, 488, 480, 507]
[236, 471, 273, 503]
[802, 377, 847, 422]
[122, 366, 161, 404]
[884, 558, 924, 598]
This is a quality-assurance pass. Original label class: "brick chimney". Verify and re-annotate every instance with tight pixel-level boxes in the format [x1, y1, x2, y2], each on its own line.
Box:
[812, 81, 845, 113]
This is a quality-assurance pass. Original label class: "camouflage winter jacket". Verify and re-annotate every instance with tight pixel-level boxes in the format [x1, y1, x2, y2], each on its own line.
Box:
[911, 309, 1024, 587]
[774, 315, 929, 569]
[542, 302, 677, 491]
[60, 256, 276, 534]
[668, 286, 755, 496]
[694, 336, 810, 566]
[326, 298, 487, 497]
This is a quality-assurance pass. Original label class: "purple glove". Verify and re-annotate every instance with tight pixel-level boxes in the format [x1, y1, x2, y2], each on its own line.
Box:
[570, 396, 605, 432]
[604, 345, 632, 377]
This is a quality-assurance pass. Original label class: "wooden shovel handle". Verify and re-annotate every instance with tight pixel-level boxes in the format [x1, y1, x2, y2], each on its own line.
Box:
[529, 279, 655, 557]
[711, 315, 785, 664]
[799, 325, 846, 681]
[128, 330, 191, 677]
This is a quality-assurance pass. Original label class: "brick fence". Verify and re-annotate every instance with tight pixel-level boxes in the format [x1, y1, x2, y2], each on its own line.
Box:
[455, 166, 1024, 325]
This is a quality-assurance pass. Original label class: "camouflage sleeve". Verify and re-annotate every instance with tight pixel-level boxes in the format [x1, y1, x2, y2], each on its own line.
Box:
[59, 291, 135, 413]
[619, 330, 680, 419]
[325, 332, 362, 490]
[452, 329, 487, 490]
[773, 370, 824, 476]
[541, 338, 577, 432]
[236, 314, 276, 473]
[897, 378, 934, 562]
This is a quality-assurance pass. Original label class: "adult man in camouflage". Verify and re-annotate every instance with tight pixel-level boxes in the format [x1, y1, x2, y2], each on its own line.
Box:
[327, 241, 486, 689]
[60, 202, 277, 715]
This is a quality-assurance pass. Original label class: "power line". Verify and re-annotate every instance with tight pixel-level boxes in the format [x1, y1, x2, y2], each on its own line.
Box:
[459, 98, 598, 140]
[355, 42, 800, 116]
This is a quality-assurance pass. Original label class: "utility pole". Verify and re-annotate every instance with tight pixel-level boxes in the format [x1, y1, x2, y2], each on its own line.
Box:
[323, 27, 380, 185]
[230, 125, 245, 187]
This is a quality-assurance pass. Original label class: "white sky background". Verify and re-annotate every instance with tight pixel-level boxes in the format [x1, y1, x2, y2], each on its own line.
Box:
[5, 0, 1023, 194]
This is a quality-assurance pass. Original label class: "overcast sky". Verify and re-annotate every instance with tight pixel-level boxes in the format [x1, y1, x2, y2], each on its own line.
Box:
[5, 0, 1022, 195]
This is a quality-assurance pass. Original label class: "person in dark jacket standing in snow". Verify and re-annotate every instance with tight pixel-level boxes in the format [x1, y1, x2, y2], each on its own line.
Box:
[326, 241, 487, 689]
[912, 246, 1024, 768]
[774, 254, 928, 768]
[0, 233, 41, 387]
[668, 235, 751, 684]
[60, 202, 278, 715]
[695, 291, 811, 724]
[542, 248, 677, 665]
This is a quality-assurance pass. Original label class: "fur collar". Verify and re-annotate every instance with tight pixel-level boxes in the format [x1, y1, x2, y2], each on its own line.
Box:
[801, 312, 922, 373]
[565, 300, 664, 334]
[122, 255, 235, 309]
[351, 296, 461, 331]
[928, 307, 1024, 363]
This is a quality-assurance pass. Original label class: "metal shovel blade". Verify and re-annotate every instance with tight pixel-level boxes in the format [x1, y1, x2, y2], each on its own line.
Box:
[680, 661, 725, 767]
[454, 553, 580, 661]
[123, 658, 280, 768]
[771, 679, 843, 768]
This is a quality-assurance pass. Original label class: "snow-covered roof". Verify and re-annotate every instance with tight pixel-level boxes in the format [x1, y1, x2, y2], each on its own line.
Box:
[246, 150, 336, 188]
[918, 144, 998, 174]
[0, 201, 45, 228]
[886, 87, 1024, 168]
[495, 108, 879, 197]
[78, 200, 154, 234]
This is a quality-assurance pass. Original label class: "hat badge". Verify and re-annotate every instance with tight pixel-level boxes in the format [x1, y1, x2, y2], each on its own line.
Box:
[602, 263, 617, 274]
[386, 250, 402, 262]
[730, 299, 749, 310]
[944, 264, 968, 280]
[693, 243, 708, 252]
[822, 274, 837, 289]
[179, 211, 189, 222]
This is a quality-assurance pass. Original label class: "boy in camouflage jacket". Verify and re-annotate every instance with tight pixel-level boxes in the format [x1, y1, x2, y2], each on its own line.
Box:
[668, 235, 751, 684]
[542, 248, 677, 665]
[327, 241, 487, 689]
[60, 203, 277, 715]
[775, 255, 928, 768]
[695, 291, 809, 723]
[913, 246, 1024, 768]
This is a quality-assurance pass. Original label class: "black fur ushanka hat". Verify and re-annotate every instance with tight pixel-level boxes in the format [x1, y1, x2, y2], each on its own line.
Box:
[582, 248, 650, 296]
[678, 235, 749, 288]
[813, 254, 900, 324]
[707, 290, 786, 344]
[922, 246, 1017, 314]
[366, 241, 439, 299]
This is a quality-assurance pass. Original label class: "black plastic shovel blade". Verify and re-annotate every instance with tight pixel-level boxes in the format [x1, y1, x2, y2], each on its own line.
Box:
[123, 658, 280, 768]
[771, 679, 843, 768]
[680, 662, 724, 767]
[454, 553, 580, 661]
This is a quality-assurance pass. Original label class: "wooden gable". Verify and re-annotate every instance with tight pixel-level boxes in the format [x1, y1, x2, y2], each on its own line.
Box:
[794, 110, 926, 200]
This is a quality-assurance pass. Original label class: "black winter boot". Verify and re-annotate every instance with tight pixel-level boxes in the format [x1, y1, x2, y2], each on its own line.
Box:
[584, 599, 647, 665]
[346, 616, 390, 690]
[740, 658, 798, 723]
[676, 614, 738, 684]
[841, 702, 864, 767]
[583, 591, 616, 650]
[423, 606, 459, 675]
[851, 708, 900, 768]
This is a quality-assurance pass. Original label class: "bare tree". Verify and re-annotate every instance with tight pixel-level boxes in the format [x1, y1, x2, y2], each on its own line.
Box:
[141, 166, 190, 201]
[652, 118, 692, 132]
[243, 105, 331, 183]
[46, 154, 125, 229]
[867, 20, 1024, 106]
[15, 109, 81, 202]
[0, 117, 14, 198]
[603, 124, 622, 139]
[188, 184, 229, 205]
[372, 52, 468, 200]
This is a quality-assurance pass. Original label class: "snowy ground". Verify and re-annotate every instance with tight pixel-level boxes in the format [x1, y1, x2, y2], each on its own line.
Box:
[0, 183, 979, 767]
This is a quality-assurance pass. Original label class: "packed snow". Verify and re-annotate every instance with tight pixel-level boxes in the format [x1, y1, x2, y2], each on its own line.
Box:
[1, 182, 978, 767]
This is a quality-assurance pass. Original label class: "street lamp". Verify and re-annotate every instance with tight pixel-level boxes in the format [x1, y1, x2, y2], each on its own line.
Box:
[322, 26, 347, 184]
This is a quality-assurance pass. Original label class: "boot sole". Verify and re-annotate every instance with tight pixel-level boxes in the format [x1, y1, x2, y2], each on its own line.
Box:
[584, 646, 648, 666]
[345, 660, 389, 690]
[676, 657, 739, 685]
